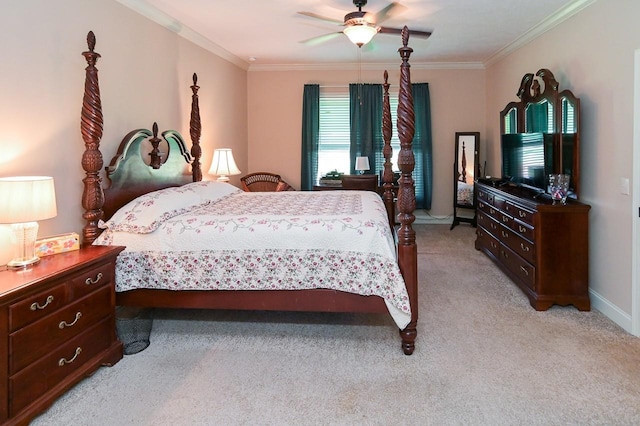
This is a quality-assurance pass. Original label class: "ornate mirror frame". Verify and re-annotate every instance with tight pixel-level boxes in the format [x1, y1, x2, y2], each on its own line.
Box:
[499, 69, 581, 197]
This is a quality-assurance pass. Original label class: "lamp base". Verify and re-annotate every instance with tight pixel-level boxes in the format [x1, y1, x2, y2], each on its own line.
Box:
[8, 221, 40, 269]
[216, 176, 230, 182]
[8, 256, 40, 269]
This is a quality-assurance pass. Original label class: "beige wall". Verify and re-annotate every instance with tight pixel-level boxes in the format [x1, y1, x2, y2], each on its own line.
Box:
[247, 66, 486, 217]
[485, 0, 639, 322]
[0, 0, 247, 264]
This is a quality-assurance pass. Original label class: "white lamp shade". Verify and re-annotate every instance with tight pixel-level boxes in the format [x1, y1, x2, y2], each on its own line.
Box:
[208, 149, 241, 181]
[0, 176, 57, 224]
[355, 156, 370, 172]
[343, 25, 378, 47]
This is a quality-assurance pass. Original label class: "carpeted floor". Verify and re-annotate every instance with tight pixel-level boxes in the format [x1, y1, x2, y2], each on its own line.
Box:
[32, 224, 640, 425]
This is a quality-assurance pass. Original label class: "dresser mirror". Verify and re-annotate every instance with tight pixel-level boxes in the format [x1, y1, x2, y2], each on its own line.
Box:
[499, 69, 581, 197]
[451, 132, 479, 230]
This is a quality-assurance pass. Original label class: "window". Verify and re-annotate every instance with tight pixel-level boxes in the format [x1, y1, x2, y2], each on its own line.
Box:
[317, 89, 350, 180]
[317, 87, 400, 182]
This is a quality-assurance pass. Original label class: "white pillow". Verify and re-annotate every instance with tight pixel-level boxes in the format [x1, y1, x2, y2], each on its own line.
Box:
[102, 181, 240, 234]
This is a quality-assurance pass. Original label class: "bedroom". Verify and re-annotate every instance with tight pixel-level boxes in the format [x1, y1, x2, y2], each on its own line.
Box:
[0, 0, 638, 419]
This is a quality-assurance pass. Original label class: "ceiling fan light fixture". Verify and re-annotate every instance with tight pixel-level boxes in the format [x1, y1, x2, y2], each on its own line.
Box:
[343, 24, 377, 47]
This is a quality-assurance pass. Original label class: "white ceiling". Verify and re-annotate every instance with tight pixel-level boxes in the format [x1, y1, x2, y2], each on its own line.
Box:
[117, 0, 592, 69]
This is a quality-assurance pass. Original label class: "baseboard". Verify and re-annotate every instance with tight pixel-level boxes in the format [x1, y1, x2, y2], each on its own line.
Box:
[414, 211, 453, 225]
[590, 288, 634, 334]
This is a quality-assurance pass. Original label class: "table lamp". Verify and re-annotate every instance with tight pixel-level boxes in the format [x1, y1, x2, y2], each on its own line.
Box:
[208, 149, 241, 182]
[355, 156, 370, 175]
[0, 176, 57, 268]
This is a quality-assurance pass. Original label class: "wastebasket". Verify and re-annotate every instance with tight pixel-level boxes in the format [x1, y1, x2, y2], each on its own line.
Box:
[115, 307, 153, 355]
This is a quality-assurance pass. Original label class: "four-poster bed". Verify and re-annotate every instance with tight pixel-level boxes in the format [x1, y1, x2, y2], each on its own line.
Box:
[80, 29, 419, 354]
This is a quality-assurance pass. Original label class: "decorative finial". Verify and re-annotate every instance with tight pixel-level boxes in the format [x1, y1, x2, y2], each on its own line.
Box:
[152, 122, 158, 138]
[87, 31, 96, 52]
[192, 73, 198, 85]
[402, 26, 409, 47]
[384, 70, 388, 83]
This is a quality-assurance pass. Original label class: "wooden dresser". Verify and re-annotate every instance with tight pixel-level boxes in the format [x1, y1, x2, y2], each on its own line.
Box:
[475, 182, 590, 311]
[0, 245, 125, 425]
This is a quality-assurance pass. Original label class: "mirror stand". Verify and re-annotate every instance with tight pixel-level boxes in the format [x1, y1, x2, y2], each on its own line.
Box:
[451, 132, 480, 230]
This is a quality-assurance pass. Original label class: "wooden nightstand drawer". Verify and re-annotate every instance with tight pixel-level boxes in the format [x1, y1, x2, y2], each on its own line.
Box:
[0, 245, 125, 424]
[70, 262, 114, 300]
[10, 286, 112, 374]
[8, 283, 68, 332]
[10, 318, 112, 417]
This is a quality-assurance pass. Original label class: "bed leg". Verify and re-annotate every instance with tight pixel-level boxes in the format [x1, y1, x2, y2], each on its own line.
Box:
[400, 322, 417, 355]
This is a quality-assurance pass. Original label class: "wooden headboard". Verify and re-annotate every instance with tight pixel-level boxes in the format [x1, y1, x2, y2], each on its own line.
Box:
[79, 32, 203, 244]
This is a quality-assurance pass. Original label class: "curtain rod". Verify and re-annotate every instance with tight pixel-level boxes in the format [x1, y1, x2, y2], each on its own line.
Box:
[318, 84, 401, 88]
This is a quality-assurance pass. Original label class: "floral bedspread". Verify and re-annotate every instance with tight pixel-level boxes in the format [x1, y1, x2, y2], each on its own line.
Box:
[94, 182, 410, 328]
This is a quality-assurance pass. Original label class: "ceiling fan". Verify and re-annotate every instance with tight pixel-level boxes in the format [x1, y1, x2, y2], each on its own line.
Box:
[298, 0, 432, 47]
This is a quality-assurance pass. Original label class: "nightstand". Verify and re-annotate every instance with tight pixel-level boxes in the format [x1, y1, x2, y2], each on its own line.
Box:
[0, 245, 125, 425]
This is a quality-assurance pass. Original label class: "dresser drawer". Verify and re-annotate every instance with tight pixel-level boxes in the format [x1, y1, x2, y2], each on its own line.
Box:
[10, 286, 112, 375]
[479, 201, 502, 222]
[477, 210, 500, 236]
[8, 283, 68, 332]
[476, 226, 500, 259]
[496, 226, 536, 264]
[70, 262, 114, 300]
[511, 220, 534, 242]
[9, 318, 112, 417]
[505, 201, 535, 226]
[499, 245, 536, 291]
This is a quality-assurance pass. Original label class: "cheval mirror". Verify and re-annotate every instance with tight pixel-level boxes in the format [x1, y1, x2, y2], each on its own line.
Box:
[451, 132, 480, 230]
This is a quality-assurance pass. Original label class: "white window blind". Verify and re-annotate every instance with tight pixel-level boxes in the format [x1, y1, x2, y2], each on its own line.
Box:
[317, 87, 401, 182]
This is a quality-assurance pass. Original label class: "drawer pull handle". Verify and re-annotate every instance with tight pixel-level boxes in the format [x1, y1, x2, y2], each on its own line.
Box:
[85, 272, 103, 285]
[491, 223, 497, 229]
[519, 211, 527, 218]
[490, 208, 495, 214]
[502, 252, 509, 259]
[490, 242, 497, 249]
[502, 217, 509, 223]
[520, 243, 530, 252]
[30, 295, 54, 311]
[501, 231, 509, 238]
[520, 266, 529, 276]
[519, 225, 526, 233]
[58, 347, 82, 367]
[59, 312, 82, 329]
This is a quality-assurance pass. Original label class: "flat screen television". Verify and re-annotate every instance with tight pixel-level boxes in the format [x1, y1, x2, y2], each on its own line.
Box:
[501, 132, 577, 195]
[501, 132, 551, 192]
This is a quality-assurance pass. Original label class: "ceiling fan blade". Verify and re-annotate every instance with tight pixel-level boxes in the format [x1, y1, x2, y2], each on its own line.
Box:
[299, 32, 343, 46]
[378, 26, 432, 39]
[297, 11, 344, 26]
[374, 2, 408, 25]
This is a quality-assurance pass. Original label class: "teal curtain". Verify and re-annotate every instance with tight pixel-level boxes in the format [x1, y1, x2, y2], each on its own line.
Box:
[349, 84, 382, 175]
[412, 83, 432, 209]
[301, 84, 319, 190]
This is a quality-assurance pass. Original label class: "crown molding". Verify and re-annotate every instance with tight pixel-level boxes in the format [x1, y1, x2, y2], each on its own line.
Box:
[484, 0, 598, 67]
[248, 61, 485, 72]
[114, 0, 249, 70]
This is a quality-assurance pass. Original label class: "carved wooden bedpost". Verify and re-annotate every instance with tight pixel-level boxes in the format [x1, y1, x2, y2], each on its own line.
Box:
[80, 31, 104, 246]
[396, 27, 418, 355]
[190, 73, 203, 182]
[381, 70, 395, 231]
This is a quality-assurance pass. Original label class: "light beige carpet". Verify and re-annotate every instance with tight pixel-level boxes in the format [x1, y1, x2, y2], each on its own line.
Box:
[32, 224, 640, 425]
